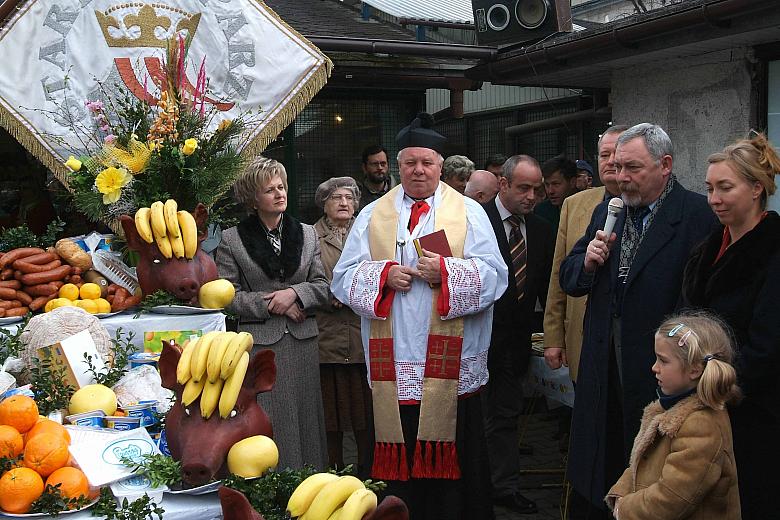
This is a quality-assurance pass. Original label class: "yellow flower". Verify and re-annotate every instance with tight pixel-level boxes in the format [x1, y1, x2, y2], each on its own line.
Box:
[65, 156, 82, 172]
[217, 119, 232, 132]
[95, 167, 131, 204]
[182, 138, 198, 156]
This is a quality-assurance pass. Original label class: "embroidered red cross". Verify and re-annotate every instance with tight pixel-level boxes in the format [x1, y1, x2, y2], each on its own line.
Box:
[424, 335, 462, 379]
[369, 338, 396, 381]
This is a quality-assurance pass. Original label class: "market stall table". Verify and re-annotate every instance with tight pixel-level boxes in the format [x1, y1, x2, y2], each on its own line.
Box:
[0, 310, 227, 351]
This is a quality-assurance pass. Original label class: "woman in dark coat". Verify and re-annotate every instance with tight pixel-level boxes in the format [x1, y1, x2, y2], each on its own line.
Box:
[681, 133, 780, 519]
[215, 156, 329, 471]
[312, 177, 374, 477]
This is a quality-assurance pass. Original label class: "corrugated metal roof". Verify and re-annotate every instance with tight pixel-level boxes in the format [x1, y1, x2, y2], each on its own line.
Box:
[363, 0, 475, 24]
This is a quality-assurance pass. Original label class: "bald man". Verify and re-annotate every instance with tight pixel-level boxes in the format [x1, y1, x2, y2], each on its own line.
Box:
[464, 169, 499, 203]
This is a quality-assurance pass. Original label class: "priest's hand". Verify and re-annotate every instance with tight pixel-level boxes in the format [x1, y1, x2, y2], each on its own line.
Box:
[416, 248, 441, 285]
[387, 265, 419, 293]
[263, 288, 298, 314]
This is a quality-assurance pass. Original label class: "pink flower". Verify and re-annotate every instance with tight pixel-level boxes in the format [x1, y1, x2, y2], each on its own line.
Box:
[104, 134, 117, 145]
[100, 124, 111, 132]
[85, 100, 104, 113]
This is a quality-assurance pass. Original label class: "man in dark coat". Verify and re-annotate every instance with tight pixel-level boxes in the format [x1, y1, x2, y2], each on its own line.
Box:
[559, 123, 717, 518]
[482, 155, 555, 514]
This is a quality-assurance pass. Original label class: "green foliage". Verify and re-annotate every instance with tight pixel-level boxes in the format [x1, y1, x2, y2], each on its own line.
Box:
[91, 487, 165, 520]
[134, 290, 181, 317]
[0, 455, 20, 474]
[0, 219, 65, 250]
[0, 313, 31, 365]
[30, 356, 75, 416]
[30, 483, 92, 517]
[120, 453, 182, 489]
[221, 466, 318, 520]
[83, 328, 136, 388]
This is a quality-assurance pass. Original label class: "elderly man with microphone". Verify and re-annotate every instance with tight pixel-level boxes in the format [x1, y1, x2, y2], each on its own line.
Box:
[558, 123, 717, 519]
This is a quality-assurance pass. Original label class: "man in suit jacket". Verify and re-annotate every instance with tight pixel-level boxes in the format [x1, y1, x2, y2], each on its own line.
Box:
[543, 125, 628, 382]
[482, 155, 555, 514]
[559, 123, 717, 518]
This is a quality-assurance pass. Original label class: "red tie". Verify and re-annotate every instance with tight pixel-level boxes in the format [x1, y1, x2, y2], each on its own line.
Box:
[408, 201, 430, 231]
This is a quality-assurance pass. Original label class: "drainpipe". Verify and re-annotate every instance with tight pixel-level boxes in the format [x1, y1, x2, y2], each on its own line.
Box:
[399, 18, 476, 30]
[504, 107, 612, 153]
[308, 36, 498, 59]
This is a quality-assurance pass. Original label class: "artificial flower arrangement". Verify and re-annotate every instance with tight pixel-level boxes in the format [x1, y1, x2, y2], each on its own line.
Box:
[63, 36, 251, 228]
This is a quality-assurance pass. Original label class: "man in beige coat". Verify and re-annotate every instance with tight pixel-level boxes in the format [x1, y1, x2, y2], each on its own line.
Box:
[543, 125, 628, 381]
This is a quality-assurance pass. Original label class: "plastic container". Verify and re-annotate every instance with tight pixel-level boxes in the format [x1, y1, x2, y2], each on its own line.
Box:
[104, 415, 141, 431]
[66, 410, 106, 427]
[110, 474, 167, 506]
[156, 428, 171, 456]
[128, 352, 159, 370]
[124, 402, 156, 428]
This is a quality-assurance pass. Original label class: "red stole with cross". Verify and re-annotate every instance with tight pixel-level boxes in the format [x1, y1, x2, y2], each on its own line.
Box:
[367, 183, 466, 481]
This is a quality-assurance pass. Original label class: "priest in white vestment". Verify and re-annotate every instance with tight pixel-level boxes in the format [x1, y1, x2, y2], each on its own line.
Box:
[332, 113, 507, 519]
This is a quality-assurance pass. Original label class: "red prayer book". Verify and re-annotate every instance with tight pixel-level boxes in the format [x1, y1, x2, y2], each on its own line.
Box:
[413, 229, 452, 258]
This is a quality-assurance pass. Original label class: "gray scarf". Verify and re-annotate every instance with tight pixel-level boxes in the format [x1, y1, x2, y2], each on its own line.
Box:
[618, 175, 677, 282]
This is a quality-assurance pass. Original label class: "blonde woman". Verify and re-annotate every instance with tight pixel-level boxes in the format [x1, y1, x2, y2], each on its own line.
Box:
[681, 133, 780, 518]
[215, 156, 329, 470]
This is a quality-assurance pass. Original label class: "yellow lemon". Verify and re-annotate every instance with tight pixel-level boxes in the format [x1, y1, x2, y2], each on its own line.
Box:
[58, 284, 79, 300]
[79, 283, 101, 300]
[95, 298, 111, 314]
[69, 385, 117, 416]
[75, 299, 97, 314]
[50, 298, 73, 310]
[44, 299, 56, 313]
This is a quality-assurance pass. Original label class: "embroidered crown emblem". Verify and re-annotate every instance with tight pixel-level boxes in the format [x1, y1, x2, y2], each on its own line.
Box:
[95, 3, 201, 48]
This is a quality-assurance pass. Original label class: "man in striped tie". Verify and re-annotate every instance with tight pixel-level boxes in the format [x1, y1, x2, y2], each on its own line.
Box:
[481, 155, 556, 514]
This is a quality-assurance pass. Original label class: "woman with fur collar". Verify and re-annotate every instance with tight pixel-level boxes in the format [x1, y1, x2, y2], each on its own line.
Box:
[606, 313, 741, 519]
[215, 156, 330, 470]
[681, 133, 780, 519]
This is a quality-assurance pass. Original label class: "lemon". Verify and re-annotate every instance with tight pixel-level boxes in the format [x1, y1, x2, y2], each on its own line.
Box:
[59, 283, 79, 300]
[227, 436, 279, 478]
[44, 299, 56, 313]
[50, 298, 73, 310]
[79, 283, 101, 300]
[199, 279, 236, 309]
[95, 298, 111, 314]
[69, 384, 117, 415]
[75, 299, 98, 314]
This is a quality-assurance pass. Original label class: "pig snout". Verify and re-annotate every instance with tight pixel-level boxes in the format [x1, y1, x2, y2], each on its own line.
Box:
[182, 463, 213, 486]
[170, 277, 199, 301]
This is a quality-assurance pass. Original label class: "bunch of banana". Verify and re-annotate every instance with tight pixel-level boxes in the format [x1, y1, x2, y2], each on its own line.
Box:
[133, 199, 198, 259]
[174, 331, 254, 418]
[287, 474, 377, 520]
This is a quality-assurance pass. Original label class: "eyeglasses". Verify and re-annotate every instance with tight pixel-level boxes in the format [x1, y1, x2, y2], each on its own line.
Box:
[366, 161, 388, 168]
[328, 194, 355, 202]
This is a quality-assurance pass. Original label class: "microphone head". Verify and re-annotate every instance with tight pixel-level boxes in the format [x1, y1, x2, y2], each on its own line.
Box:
[607, 197, 624, 214]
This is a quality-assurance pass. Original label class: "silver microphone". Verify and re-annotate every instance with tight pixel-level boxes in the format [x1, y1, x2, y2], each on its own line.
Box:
[602, 197, 624, 237]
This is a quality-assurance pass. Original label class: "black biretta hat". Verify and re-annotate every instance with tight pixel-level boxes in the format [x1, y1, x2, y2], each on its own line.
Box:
[395, 112, 447, 154]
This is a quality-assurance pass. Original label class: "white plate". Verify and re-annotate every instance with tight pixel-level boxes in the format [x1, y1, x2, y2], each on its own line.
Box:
[0, 316, 23, 326]
[1, 498, 98, 517]
[95, 311, 122, 319]
[150, 305, 222, 315]
[166, 480, 221, 495]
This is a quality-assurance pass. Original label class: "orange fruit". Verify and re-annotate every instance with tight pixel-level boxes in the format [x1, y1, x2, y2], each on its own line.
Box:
[0, 395, 39, 433]
[45, 467, 89, 503]
[79, 283, 101, 300]
[58, 283, 79, 301]
[26, 420, 70, 446]
[23, 433, 69, 477]
[0, 467, 44, 513]
[0, 425, 23, 459]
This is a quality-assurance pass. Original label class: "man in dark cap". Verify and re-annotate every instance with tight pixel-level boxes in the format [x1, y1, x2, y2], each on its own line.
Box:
[333, 113, 507, 519]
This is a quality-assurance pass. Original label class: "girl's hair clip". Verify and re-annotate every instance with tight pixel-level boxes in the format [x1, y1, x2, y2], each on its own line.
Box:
[678, 330, 693, 347]
[668, 323, 686, 337]
[703, 354, 715, 364]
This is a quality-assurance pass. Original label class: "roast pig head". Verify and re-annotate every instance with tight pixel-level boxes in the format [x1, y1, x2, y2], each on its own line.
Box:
[159, 341, 276, 486]
[120, 203, 218, 305]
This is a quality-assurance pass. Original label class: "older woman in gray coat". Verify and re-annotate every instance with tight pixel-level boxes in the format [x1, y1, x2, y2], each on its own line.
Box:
[215, 156, 329, 471]
[313, 177, 374, 477]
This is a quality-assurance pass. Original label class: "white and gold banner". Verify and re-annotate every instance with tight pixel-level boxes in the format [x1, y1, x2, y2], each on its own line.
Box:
[0, 0, 332, 184]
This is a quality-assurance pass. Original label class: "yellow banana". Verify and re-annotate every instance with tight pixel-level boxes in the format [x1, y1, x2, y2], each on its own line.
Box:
[220, 331, 254, 380]
[286, 473, 341, 518]
[164, 199, 181, 238]
[154, 233, 173, 259]
[218, 351, 249, 419]
[150, 200, 167, 239]
[176, 337, 200, 385]
[170, 232, 185, 259]
[339, 489, 377, 520]
[177, 210, 198, 259]
[182, 377, 205, 406]
[207, 331, 237, 383]
[200, 377, 224, 419]
[134, 207, 154, 244]
[327, 508, 342, 520]
[302, 476, 365, 520]
[191, 330, 221, 382]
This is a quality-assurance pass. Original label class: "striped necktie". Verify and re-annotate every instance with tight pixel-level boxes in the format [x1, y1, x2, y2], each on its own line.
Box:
[507, 215, 526, 302]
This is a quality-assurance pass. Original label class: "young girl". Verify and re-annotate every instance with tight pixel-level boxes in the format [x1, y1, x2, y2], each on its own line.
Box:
[606, 312, 742, 519]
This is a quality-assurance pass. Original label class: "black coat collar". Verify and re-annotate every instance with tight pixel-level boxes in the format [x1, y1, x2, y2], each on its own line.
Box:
[237, 213, 304, 281]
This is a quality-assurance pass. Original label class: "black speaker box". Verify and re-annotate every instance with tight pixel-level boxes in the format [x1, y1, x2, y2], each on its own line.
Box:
[472, 0, 573, 47]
